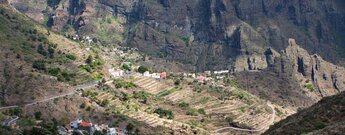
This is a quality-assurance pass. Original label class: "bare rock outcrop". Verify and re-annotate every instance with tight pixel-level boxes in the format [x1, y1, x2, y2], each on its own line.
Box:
[284, 38, 345, 99]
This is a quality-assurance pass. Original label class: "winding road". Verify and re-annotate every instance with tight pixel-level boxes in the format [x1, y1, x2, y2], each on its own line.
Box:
[213, 102, 276, 134]
[2, 116, 19, 126]
[0, 80, 100, 110]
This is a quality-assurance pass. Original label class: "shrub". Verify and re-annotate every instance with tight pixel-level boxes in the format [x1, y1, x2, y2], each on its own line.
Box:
[65, 54, 76, 60]
[48, 68, 60, 76]
[174, 79, 181, 86]
[80, 102, 86, 109]
[121, 64, 131, 71]
[304, 84, 314, 92]
[197, 108, 206, 115]
[37, 44, 47, 56]
[8, 108, 22, 116]
[138, 66, 148, 73]
[133, 91, 149, 104]
[34, 111, 42, 119]
[154, 108, 174, 119]
[186, 109, 198, 116]
[79, 65, 92, 73]
[47, 45, 55, 58]
[85, 55, 93, 64]
[178, 102, 189, 109]
[32, 60, 46, 70]
[114, 79, 136, 89]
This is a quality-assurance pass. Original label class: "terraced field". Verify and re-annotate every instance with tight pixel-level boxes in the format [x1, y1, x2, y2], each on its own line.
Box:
[86, 81, 276, 134]
[133, 77, 175, 95]
[163, 88, 194, 103]
[95, 91, 121, 106]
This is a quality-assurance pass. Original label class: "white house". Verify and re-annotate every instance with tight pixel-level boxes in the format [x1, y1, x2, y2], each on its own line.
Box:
[107, 128, 117, 135]
[109, 69, 125, 77]
[151, 73, 161, 79]
[214, 70, 229, 75]
[143, 71, 151, 77]
[70, 119, 82, 129]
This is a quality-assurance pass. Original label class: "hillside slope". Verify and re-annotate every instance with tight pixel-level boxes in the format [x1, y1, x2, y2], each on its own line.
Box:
[264, 91, 345, 135]
[0, 4, 99, 106]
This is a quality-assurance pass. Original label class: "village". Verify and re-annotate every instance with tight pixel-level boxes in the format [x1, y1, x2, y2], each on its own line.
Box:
[58, 118, 126, 135]
[1, 116, 125, 135]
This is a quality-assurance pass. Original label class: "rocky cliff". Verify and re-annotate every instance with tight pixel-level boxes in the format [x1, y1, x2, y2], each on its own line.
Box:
[284, 39, 345, 100]
[235, 39, 345, 107]
[7, 0, 345, 71]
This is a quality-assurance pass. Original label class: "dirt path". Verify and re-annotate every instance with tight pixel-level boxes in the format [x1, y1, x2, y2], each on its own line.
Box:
[0, 80, 100, 110]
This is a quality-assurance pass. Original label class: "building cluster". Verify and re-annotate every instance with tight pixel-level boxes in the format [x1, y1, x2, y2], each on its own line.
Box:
[65, 34, 95, 44]
[182, 70, 230, 83]
[109, 68, 126, 78]
[112, 47, 138, 57]
[58, 118, 125, 135]
[143, 71, 167, 79]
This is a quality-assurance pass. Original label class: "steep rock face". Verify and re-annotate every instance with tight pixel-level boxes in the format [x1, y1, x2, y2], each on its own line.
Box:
[235, 39, 345, 107]
[284, 39, 345, 100]
[9, 0, 345, 71]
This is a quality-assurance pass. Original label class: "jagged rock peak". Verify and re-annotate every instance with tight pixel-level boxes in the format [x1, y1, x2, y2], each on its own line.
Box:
[288, 38, 297, 46]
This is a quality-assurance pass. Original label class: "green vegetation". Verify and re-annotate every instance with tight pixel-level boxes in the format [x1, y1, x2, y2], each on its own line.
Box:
[138, 66, 149, 73]
[180, 37, 189, 45]
[230, 79, 239, 87]
[154, 108, 174, 119]
[156, 87, 178, 97]
[231, 88, 254, 104]
[100, 99, 109, 107]
[178, 102, 189, 109]
[121, 64, 131, 71]
[174, 79, 181, 86]
[186, 109, 198, 116]
[89, 15, 123, 44]
[65, 53, 76, 60]
[32, 60, 46, 70]
[114, 79, 136, 89]
[304, 84, 315, 92]
[197, 108, 206, 115]
[133, 91, 150, 104]
[34, 111, 42, 119]
[79, 64, 92, 72]
[37, 44, 47, 56]
[6, 108, 22, 116]
[47, 68, 76, 81]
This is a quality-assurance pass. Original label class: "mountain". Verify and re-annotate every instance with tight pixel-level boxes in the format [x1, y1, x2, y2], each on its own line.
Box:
[264, 91, 345, 135]
[8, 0, 345, 71]
[1, 0, 345, 134]
[235, 39, 345, 107]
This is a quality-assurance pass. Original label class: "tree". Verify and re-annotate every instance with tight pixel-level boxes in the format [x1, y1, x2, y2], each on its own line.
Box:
[174, 79, 181, 86]
[137, 66, 148, 73]
[121, 64, 131, 71]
